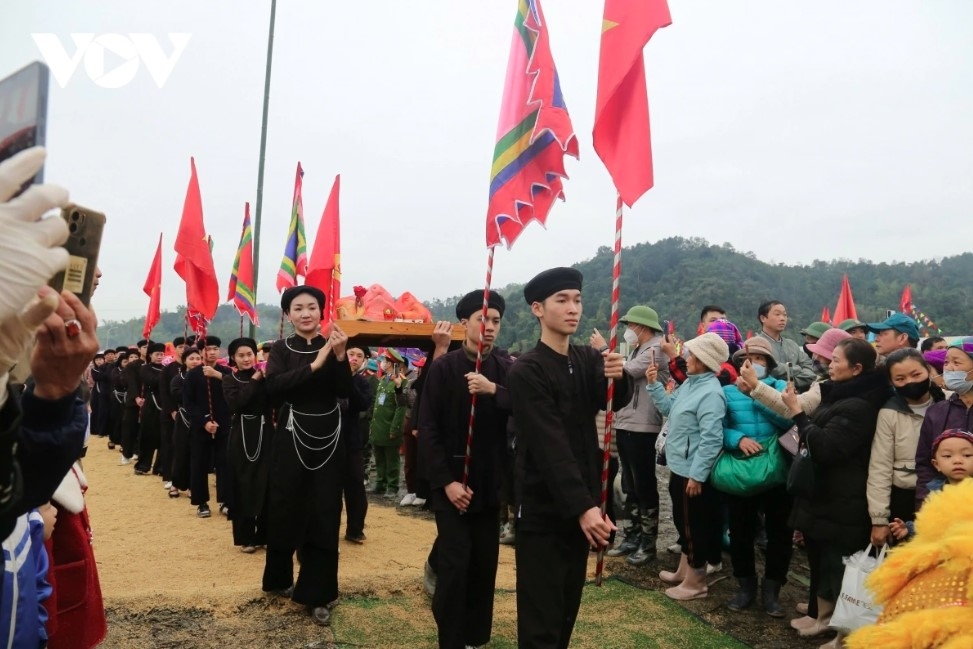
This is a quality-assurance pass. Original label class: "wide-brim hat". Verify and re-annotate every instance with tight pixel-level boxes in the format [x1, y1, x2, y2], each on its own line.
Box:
[685, 333, 729, 374]
[800, 321, 832, 339]
[806, 328, 851, 361]
[732, 337, 778, 370]
[620, 305, 662, 332]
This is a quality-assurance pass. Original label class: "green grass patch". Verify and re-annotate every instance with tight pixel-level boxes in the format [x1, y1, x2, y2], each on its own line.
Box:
[331, 578, 747, 648]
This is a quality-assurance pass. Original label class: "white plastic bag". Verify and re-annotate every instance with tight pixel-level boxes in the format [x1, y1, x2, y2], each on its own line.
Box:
[829, 544, 887, 633]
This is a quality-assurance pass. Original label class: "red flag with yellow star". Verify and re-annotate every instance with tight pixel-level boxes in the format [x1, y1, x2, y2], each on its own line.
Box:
[593, 0, 671, 207]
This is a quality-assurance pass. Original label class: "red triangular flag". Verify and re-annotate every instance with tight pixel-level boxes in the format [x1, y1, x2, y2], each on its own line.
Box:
[593, 0, 672, 207]
[899, 284, 913, 314]
[821, 306, 831, 324]
[831, 274, 859, 324]
[307, 175, 342, 323]
[173, 158, 219, 321]
[142, 234, 163, 339]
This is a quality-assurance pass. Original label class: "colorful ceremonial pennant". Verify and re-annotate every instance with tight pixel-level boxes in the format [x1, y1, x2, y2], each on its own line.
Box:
[277, 162, 308, 292]
[228, 202, 259, 326]
[485, 0, 578, 249]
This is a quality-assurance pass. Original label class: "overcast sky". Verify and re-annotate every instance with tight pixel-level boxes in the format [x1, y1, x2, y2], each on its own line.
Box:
[3, 1, 971, 323]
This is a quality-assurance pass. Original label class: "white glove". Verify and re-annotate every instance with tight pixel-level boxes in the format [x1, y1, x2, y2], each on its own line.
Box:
[0, 289, 60, 408]
[0, 146, 70, 325]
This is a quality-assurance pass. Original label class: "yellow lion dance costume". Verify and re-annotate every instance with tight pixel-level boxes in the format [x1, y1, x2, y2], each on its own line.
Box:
[847, 478, 973, 649]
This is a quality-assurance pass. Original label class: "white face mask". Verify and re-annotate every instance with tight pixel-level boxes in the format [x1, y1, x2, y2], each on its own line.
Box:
[753, 363, 768, 379]
[623, 328, 640, 347]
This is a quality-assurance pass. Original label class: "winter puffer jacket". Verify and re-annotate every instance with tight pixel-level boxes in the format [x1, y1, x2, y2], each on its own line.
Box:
[722, 378, 794, 450]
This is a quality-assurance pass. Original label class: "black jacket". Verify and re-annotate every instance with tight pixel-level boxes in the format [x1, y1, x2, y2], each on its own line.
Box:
[789, 370, 891, 542]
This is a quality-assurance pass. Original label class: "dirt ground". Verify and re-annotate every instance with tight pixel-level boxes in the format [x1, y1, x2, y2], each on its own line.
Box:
[86, 439, 824, 648]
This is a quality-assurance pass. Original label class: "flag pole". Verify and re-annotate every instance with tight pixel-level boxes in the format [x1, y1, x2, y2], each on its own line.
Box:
[463, 246, 495, 488]
[249, 0, 278, 339]
[595, 193, 623, 586]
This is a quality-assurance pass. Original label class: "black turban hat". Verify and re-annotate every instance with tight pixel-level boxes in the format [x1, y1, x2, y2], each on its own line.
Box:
[523, 267, 583, 304]
[228, 337, 258, 358]
[147, 342, 166, 355]
[281, 285, 325, 313]
[172, 336, 186, 346]
[201, 336, 221, 348]
[456, 290, 506, 321]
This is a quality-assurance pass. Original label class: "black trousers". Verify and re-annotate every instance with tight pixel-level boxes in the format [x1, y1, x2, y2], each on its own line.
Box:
[262, 544, 338, 607]
[343, 448, 368, 538]
[726, 484, 793, 581]
[515, 522, 589, 649]
[107, 397, 124, 445]
[158, 412, 175, 481]
[232, 512, 267, 547]
[134, 406, 161, 473]
[616, 430, 660, 522]
[171, 415, 191, 491]
[668, 473, 721, 569]
[804, 533, 865, 603]
[93, 393, 110, 437]
[121, 405, 140, 459]
[432, 507, 501, 649]
[190, 426, 228, 506]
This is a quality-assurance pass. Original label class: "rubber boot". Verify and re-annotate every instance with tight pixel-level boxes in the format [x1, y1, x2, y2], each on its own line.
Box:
[762, 578, 786, 618]
[727, 576, 758, 611]
[798, 597, 834, 638]
[607, 531, 640, 557]
[627, 508, 659, 565]
[665, 566, 708, 601]
[659, 553, 689, 584]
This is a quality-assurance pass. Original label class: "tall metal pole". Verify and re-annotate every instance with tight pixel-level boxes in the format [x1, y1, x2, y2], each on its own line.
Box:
[250, 0, 278, 339]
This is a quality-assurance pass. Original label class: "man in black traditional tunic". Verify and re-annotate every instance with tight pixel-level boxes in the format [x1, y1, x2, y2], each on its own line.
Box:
[508, 267, 633, 649]
[262, 285, 352, 626]
[418, 289, 512, 649]
[340, 344, 374, 544]
[183, 336, 232, 518]
[120, 346, 144, 464]
[223, 337, 272, 552]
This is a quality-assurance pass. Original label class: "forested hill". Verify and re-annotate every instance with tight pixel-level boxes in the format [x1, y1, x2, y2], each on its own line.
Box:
[98, 237, 973, 351]
[425, 237, 973, 352]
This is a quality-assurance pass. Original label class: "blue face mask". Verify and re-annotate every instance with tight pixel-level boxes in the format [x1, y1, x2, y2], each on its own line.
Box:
[753, 363, 768, 379]
[944, 370, 973, 395]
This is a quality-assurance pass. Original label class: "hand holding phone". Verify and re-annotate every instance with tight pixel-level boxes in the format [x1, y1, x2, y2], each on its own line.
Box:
[48, 204, 105, 306]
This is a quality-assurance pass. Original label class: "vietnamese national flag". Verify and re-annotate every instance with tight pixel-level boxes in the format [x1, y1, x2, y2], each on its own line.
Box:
[173, 157, 219, 320]
[831, 274, 859, 325]
[142, 233, 163, 339]
[593, 0, 671, 207]
[307, 174, 341, 322]
[899, 284, 913, 314]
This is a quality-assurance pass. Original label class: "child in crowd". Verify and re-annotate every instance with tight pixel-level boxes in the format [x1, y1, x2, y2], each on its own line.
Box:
[1, 507, 52, 648]
[889, 429, 973, 541]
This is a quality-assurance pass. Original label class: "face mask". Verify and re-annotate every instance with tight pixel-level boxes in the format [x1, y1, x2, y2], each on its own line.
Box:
[895, 377, 931, 400]
[623, 328, 640, 347]
[944, 370, 973, 395]
[753, 363, 767, 379]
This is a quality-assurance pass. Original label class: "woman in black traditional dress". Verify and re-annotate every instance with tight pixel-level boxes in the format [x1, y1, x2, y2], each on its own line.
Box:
[261, 285, 352, 626]
[222, 337, 272, 553]
[168, 346, 202, 498]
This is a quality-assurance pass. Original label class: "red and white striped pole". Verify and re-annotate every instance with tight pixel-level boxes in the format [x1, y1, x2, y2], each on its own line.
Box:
[595, 193, 623, 586]
[463, 246, 496, 487]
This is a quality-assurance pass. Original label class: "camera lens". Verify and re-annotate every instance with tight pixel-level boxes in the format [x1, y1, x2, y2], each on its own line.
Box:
[69, 223, 78, 233]
[71, 210, 80, 221]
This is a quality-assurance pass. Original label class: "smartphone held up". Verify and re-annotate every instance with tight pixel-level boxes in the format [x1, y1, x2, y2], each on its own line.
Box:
[48, 204, 105, 306]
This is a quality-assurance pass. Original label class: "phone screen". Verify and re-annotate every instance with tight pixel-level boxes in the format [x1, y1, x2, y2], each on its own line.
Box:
[0, 62, 49, 196]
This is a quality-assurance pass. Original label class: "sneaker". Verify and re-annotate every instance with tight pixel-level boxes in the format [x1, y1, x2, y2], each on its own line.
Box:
[219, 504, 229, 517]
[706, 562, 723, 575]
[119, 456, 131, 466]
[410, 497, 426, 507]
[499, 522, 516, 545]
[344, 533, 366, 544]
[240, 545, 257, 554]
[399, 493, 417, 506]
[197, 503, 211, 518]
[163, 481, 173, 490]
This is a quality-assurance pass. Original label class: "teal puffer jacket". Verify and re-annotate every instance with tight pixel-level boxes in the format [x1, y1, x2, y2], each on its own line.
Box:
[722, 378, 793, 450]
